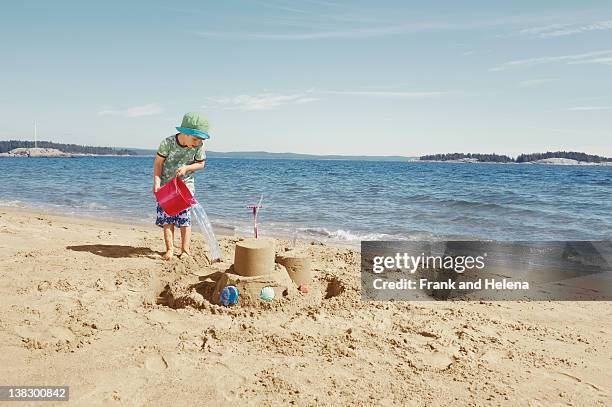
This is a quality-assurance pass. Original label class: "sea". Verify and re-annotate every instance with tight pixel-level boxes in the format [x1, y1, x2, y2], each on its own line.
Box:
[1, 156, 610, 244]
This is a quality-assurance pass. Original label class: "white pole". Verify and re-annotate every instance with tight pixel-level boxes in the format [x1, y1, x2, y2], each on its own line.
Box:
[34, 120, 37, 149]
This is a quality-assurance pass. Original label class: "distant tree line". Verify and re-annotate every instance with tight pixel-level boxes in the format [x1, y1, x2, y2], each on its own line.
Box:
[515, 151, 612, 163]
[420, 153, 513, 162]
[421, 151, 611, 163]
[0, 140, 134, 155]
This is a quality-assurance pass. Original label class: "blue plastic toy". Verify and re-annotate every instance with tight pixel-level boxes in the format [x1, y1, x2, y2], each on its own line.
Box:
[219, 285, 239, 306]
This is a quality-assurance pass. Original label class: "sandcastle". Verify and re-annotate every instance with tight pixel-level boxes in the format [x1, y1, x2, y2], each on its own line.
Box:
[159, 237, 346, 310]
[210, 238, 313, 306]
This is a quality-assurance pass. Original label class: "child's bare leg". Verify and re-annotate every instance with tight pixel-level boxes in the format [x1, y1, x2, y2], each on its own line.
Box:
[179, 226, 191, 257]
[162, 224, 174, 260]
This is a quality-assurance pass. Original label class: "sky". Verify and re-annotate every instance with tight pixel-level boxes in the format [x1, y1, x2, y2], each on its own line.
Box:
[0, 0, 611, 157]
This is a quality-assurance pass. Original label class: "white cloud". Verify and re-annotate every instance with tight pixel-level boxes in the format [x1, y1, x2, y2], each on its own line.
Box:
[193, 21, 452, 40]
[520, 23, 574, 36]
[204, 93, 319, 110]
[521, 20, 612, 38]
[321, 90, 448, 98]
[490, 50, 612, 71]
[98, 103, 162, 117]
[518, 78, 559, 87]
[202, 88, 448, 111]
[181, 5, 600, 42]
[567, 56, 612, 65]
[193, 20, 499, 41]
[565, 106, 612, 111]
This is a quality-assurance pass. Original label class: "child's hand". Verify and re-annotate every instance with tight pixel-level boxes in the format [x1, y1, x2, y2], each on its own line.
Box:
[176, 166, 188, 177]
[153, 178, 161, 194]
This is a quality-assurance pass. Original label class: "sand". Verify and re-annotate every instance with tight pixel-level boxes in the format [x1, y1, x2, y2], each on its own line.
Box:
[0, 207, 610, 406]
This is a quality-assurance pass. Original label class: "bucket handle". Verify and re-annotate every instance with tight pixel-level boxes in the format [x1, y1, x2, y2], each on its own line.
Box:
[173, 176, 197, 207]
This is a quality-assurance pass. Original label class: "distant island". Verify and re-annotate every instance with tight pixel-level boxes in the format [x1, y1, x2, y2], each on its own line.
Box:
[1, 140, 610, 165]
[514, 151, 611, 163]
[0, 140, 415, 161]
[0, 140, 134, 156]
[420, 151, 612, 165]
[420, 153, 513, 163]
[201, 151, 414, 161]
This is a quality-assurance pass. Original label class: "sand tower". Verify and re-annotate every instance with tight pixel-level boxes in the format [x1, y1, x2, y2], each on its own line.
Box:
[276, 250, 312, 286]
[233, 238, 275, 277]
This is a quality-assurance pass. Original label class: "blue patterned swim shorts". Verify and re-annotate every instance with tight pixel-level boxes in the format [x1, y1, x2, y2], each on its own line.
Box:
[155, 204, 192, 227]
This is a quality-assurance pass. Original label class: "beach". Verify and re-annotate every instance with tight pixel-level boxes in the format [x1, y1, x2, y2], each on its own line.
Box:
[0, 206, 610, 405]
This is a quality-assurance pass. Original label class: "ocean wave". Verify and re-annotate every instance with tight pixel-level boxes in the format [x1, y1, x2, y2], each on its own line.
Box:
[440, 198, 558, 218]
[442, 199, 508, 210]
[82, 202, 108, 210]
[211, 222, 237, 235]
[297, 227, 394, 241]
[0, 199, 25, 208]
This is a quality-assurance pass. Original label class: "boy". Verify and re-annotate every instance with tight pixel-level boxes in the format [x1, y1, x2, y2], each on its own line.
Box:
[153, 112, 209, 260]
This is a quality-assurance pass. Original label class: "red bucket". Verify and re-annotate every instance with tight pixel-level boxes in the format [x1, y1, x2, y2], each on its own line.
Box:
[155, 177, 197, 216]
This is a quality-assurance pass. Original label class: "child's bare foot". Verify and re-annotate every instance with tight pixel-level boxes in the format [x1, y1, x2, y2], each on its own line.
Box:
[178, 251, 190, 259]
[161, 250, 174, 260]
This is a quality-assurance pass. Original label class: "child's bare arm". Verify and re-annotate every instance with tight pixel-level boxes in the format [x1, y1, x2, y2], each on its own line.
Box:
[153, 155, 165, 193]
[176, 160, 205, 177]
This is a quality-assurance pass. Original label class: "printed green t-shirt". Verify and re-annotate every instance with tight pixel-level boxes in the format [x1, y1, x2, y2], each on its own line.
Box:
[157, 134, 206, 193]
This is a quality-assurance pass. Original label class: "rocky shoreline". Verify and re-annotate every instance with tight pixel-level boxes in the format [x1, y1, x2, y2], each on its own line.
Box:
[0, 148, 139, 158]
[0, 147, 72, 158]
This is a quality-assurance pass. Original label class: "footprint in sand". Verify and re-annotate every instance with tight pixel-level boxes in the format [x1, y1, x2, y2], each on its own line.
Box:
[207, 361, 247, 401]
[412, 345, 460, 371]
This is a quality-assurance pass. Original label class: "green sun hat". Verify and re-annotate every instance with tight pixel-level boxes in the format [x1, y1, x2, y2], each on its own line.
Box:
[176, 112, 210, 139]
